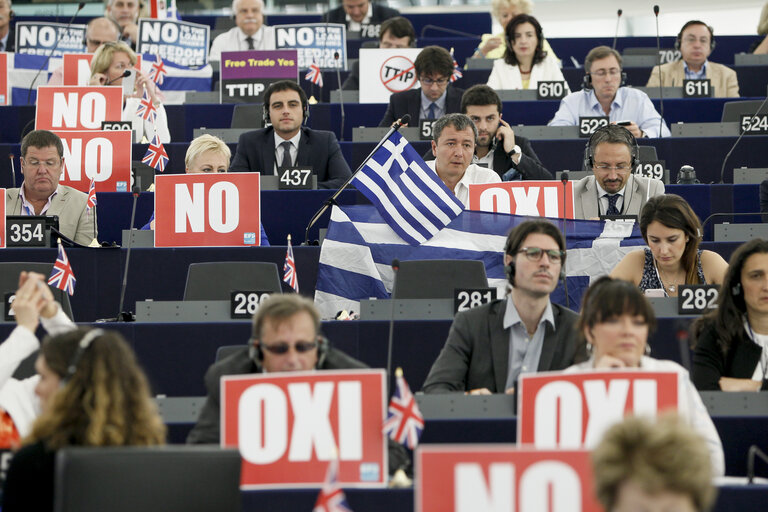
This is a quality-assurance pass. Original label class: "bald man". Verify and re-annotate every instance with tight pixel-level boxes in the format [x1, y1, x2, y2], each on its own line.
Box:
[47, 17, 120, 86]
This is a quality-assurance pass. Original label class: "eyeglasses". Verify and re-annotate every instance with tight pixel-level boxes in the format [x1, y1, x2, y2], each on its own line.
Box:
[87, 39, 115, 48]
[590, 68, 621, 78]
[517, 247, 564, 263]
[420, 77, 449, 86]
[594, 163, 632, 171]
[23, 158, 61, 170]
[260, 340, 318, 354]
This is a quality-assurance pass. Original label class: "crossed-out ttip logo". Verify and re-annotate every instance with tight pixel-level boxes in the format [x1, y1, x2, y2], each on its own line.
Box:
[379, 55, 418, 93]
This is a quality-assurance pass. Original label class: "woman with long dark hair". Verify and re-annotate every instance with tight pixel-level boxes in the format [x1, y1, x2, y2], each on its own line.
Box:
[692, 238, 768, 391]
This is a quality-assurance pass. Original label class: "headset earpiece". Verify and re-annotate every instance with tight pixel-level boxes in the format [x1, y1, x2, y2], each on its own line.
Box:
[316, 335, 329, 368]
[583, 125, 639, 171]
[61, 328, 104, 386]
[582, 73, 592, 90]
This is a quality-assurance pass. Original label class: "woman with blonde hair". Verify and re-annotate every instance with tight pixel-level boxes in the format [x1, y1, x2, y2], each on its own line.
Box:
[2, 328, 165, 511]
[471, 0, 556, 61]
[89, 41, 170, 143]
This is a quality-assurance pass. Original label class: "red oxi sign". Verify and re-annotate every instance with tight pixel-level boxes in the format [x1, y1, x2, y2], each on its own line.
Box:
[57, 130, 132, 193]
[221, 369, 388, 489]
[468, 181, 575, 219]
[35, 86, 123, 131]
[416, 445, 601, 512]
[518, 371, 680, 449]
[154, 173, 262, 247]
[62, 54, 142, 86]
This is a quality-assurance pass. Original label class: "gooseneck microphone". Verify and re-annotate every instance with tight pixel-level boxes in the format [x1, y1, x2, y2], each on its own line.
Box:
[334, 51, 345, 142]
[386, 259, 400, 394]
[106, 69, 132, 86]
[8, 153, 16, 188]
[26, 2, 86, 104]
[612, 9, 623, 50]
[116, 185, 141, 322]
[560, 172, 570, 309]
[653, 5, 665, 138]
[302, 114, 411, 245]
[719, 94, 768, 183]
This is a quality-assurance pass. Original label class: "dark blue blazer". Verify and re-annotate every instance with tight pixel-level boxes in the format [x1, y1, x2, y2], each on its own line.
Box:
[229, 126, 351, 189]
[322, 4, 400, 28]
[378, 86, 464, 127]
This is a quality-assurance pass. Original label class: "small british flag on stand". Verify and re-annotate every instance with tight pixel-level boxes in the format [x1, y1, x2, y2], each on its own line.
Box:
[136, 89, 158, 123]
[48, 242, 76, 296]
[148, 54, 167, 85]
[86, 178, 97, 211]
[305, 60, 323, 87]
[382, 367, 424, 449]
[142, 134, 168, 172]
[283, 234, 298, 292]
[450, 48, 463, 83]
[313, 458, 353, 512]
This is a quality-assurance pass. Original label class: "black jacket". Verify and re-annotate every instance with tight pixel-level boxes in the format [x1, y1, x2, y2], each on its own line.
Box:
[379, 87, 464, 127]
[692, 321, 768, 391]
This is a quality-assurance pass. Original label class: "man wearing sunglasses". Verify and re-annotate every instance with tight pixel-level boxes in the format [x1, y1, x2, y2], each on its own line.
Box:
[574, 124, 664, 220]
[378, 46, 464, 127]
[423, 220, 583, 395]
[186, 295, 411, 474]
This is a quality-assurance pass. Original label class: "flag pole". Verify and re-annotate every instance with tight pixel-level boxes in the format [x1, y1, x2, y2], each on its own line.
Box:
[302, 114, 411, 245]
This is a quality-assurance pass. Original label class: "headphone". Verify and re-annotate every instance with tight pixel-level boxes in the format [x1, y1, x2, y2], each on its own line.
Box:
[582, 125, 640, 172]
[674, 20, 715, 51]
[61, 328, 104, 386]
[262, 81, 310, 127]
[581, 69, 627, 90]
[249, 334, 330, 370]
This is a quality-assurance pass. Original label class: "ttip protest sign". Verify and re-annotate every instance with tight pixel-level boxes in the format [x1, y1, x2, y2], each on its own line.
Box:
[416, 446, 601, 512]
[57, 131, 132, 193]
[35, 86, 123, 131]
[518, 371, 681, 449]
[154, 173, 262, 247]
[468, 181, 575, 219]
[221, 369, 388, 489]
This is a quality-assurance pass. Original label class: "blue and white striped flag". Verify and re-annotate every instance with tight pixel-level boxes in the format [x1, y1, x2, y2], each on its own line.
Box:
[314, 205, 646, 318]
[351, 131, 464, 246]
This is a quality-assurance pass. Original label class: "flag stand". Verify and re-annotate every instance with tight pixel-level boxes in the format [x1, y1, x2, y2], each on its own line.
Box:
[302, 115, 411, 245]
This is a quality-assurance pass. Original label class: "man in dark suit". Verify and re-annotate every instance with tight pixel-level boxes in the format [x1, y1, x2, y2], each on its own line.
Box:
[379, 46, 464, 127]
[187, 294, 410, 474]
[422, 85, 551, 181]
[323, 0, 399, 38]
[0, 0, 13, 52]
[422, 220, 582, 394]
[229, 80, 351, 189]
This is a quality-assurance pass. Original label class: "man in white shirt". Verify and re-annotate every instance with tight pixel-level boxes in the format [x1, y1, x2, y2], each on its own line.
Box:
[427, 113, 500, 207]
[209, 0, 275, 61]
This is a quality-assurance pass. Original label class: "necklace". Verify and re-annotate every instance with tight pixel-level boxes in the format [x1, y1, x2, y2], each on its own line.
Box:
[657, 264, 684, 293]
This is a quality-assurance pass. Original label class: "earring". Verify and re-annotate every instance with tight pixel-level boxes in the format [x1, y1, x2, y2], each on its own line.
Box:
[732, 282, 742, 296]
[586, 342, 593, 356]
[644, 344, 651, 356]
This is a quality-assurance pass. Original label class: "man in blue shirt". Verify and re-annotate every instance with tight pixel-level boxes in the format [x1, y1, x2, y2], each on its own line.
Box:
[549, 46, 670, 138]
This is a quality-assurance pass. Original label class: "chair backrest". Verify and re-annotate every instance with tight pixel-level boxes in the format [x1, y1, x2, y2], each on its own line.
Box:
[183, 262, 282, 300]
[230, 104, 264, 129]
[54, 446, 241, 512]
[722, 100, 768, 122]
[216, 344, 245, 362]
[393, 260, 489, 299]
[0, 262, 73, 320]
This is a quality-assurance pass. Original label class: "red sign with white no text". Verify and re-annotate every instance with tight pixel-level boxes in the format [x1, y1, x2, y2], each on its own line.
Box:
[221, 369, 388, 489]
[56, 130, 132, 193]
[35, 86, 123, 131]
[154, 173, 262, 247]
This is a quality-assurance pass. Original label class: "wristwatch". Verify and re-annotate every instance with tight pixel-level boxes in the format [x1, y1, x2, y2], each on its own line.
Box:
[506, 145, 521, 159]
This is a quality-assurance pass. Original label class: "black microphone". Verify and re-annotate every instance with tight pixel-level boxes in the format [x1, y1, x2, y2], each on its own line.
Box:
[386, 259, 400, 394]
[25, 2, 86, 104]
[560, 172, 570, 309]
[653, 5, 664, 138]
[675, 320, 691, 370]
[8, 153, 16, 188]
[748, 445, 768, 483]
[106, 69, 131, 86]
[612, 9, 623, 50]
[334, 51, 345, 142]
[394, 114, 411, 129]
[116, 185, 141, 322]
[719, 93, 768, 183]
[419, 24, 480, 39]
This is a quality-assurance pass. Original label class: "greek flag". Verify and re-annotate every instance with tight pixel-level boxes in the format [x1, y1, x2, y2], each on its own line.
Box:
[314, 205, 646, 319]
[351, 131, 464, 246]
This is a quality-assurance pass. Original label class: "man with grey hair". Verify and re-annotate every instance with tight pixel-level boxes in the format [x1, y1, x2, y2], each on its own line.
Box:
[428, 113, 500, 207]
[105, 0, 140, 49]
[0, 0, 13, 52]
[209, 0, 275, 61]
